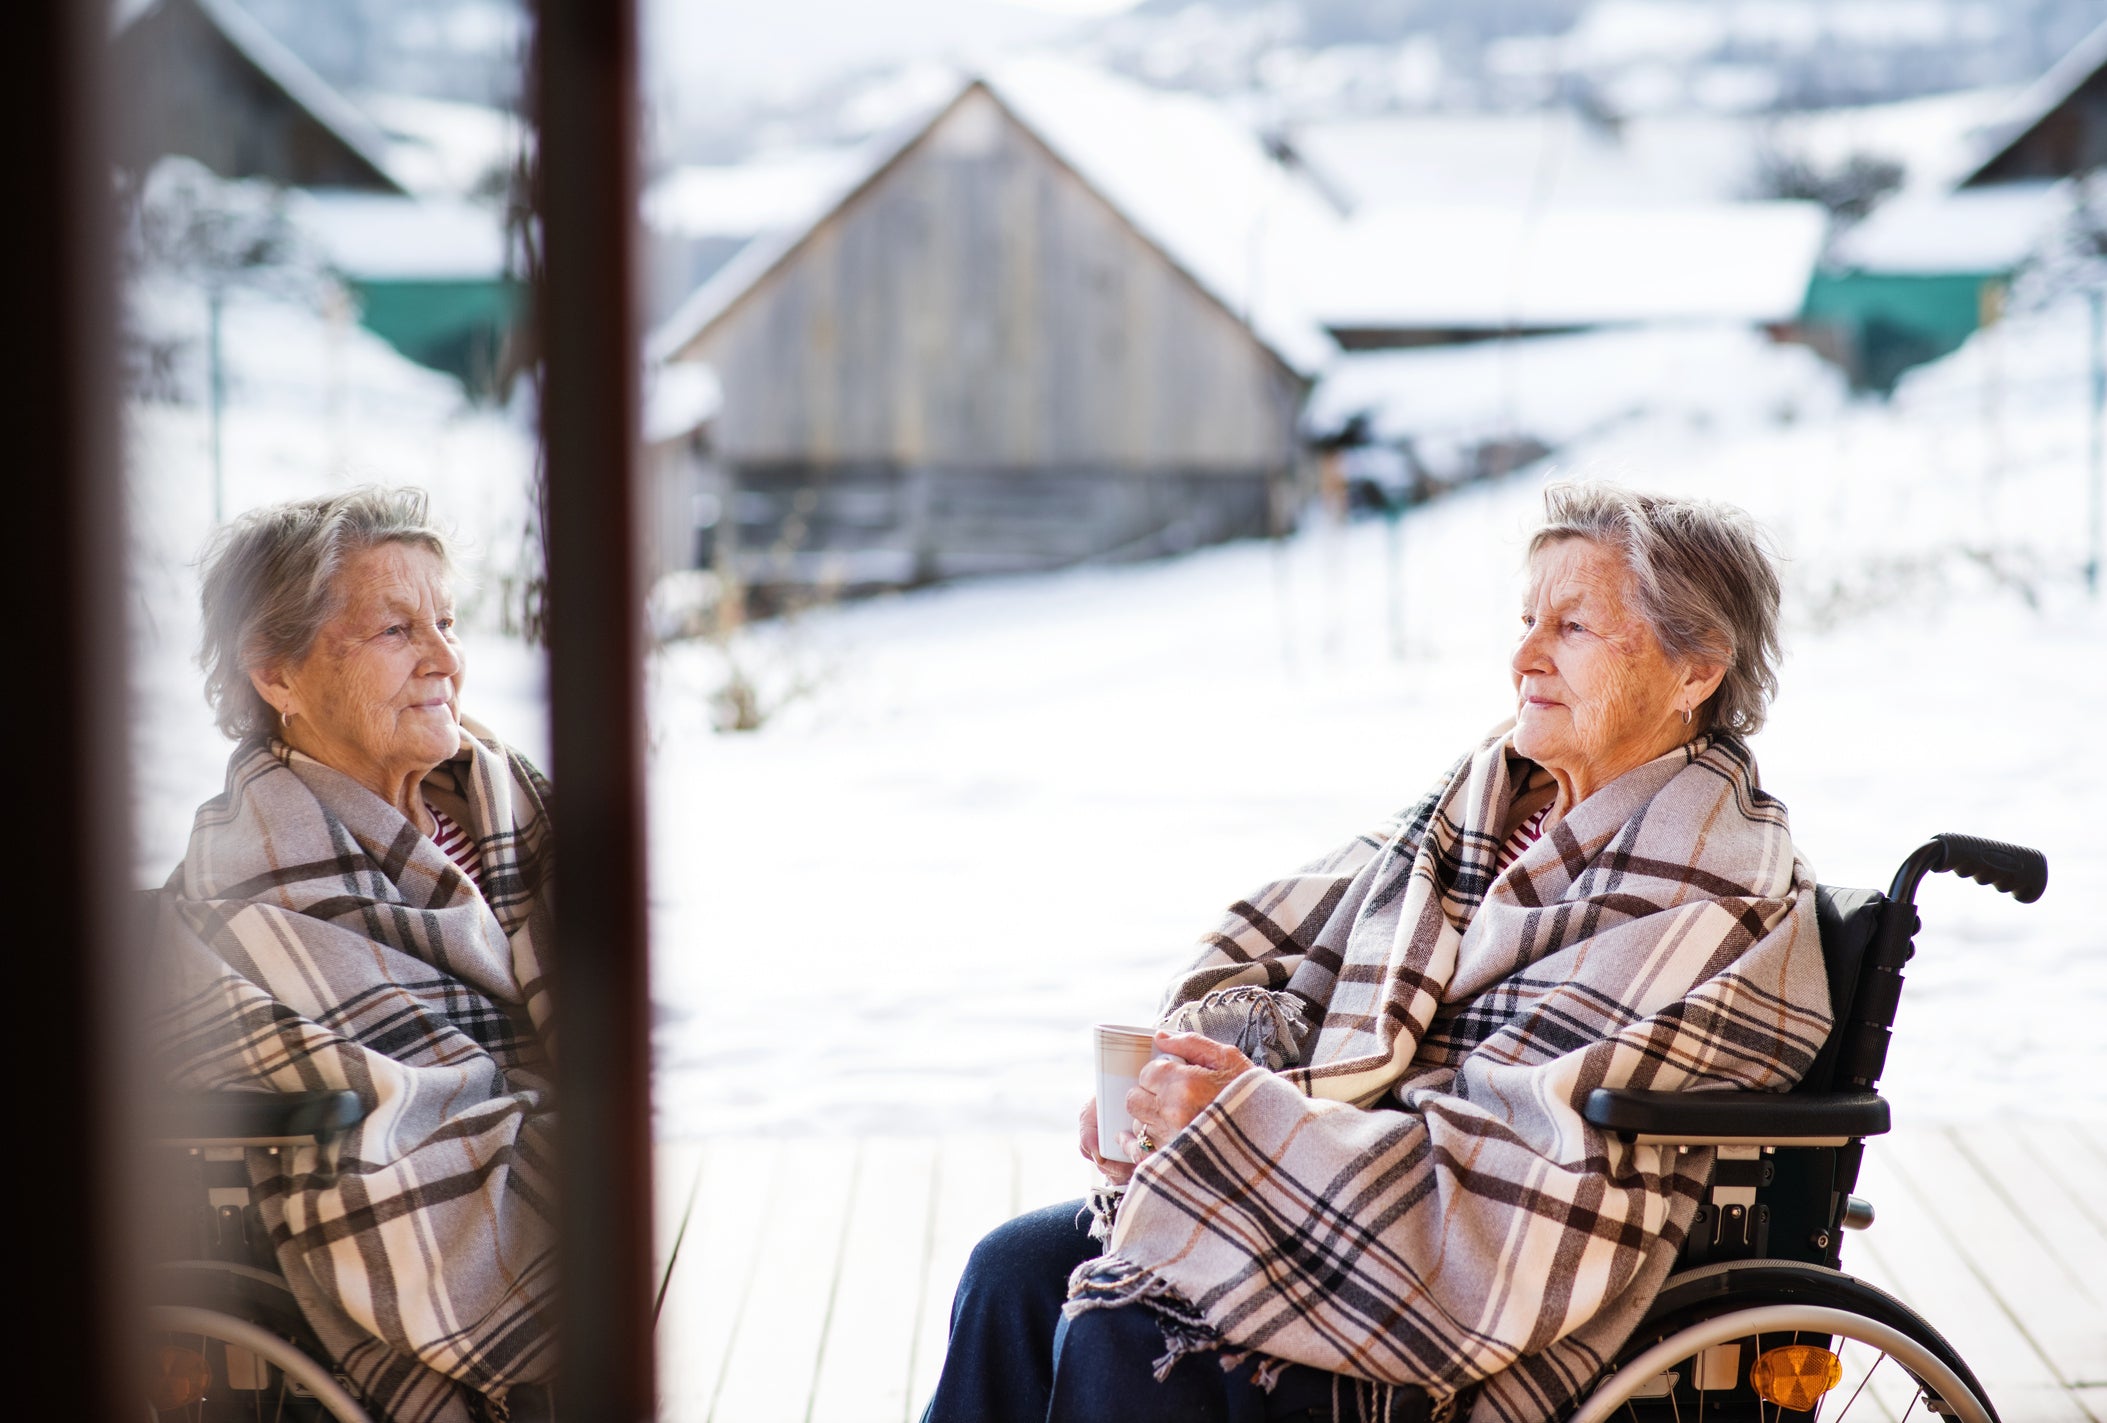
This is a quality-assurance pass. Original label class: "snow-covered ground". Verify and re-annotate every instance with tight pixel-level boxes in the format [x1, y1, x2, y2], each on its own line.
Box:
[127, 279, 2106, 1143]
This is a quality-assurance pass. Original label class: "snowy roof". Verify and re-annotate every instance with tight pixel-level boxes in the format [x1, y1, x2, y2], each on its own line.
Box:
[644, 148, 870, 241]
[1301, 201, 1826, 333]
[1305, 322, 1842, 449]
[1962, 17, 2107, 187]
[121, 0, 407, 195]
[651, 57, 1341, 377]
[1289, 111, 1763, 212]
[1291, 90, 2018, 219]
[984, 58, 1339, 375]
[288, 192, 509, 282]
[1764, 86, 2021, 198]
[356, 91, 525, 199]
[644, 362, 723, 445]
[1827, 180, 2065, 276]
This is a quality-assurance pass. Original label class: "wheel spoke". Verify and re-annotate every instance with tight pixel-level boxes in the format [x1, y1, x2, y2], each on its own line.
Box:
[1828, 1346, 1885, 1422]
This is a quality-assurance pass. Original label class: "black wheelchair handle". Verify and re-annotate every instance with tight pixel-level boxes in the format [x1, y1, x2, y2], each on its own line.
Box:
[1889, 834, 2048, 906]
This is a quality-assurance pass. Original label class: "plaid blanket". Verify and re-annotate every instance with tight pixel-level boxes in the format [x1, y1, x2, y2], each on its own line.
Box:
[156, 720, 557, 1422]
[1069, 728, 1831, 1422]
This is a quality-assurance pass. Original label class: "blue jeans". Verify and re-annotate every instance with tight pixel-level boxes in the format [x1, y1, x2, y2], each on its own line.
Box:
[920, 1199, 1423, 1423]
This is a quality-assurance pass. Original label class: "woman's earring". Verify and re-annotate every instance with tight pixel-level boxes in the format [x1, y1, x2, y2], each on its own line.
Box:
[1681, 707, 1693, 727]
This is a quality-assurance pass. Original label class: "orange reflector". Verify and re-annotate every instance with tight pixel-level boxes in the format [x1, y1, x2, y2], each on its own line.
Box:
[1750, 1344, 1844, 1412]
[149, 1344, 213, 1412]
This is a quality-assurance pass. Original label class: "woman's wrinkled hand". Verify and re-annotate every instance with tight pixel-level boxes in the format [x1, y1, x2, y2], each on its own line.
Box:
[1120, 1031, 1256, 1158]
[1077, 1096, 1136, 1186]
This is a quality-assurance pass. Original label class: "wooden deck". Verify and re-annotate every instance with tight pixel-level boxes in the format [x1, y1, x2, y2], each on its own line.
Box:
[650, 1122, 2107, 1423]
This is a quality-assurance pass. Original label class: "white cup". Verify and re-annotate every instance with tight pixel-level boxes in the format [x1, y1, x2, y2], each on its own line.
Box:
[1094, 1023, 1174, 1164]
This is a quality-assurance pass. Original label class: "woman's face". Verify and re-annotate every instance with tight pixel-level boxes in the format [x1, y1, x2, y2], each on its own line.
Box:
[255, 541, 465, 803]
[1511, 537, 1713, 801]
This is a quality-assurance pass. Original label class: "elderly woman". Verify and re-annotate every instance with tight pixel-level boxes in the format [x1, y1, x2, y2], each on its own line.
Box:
[157, 487, 554, 1423]
[924, 484, 1833, 1423]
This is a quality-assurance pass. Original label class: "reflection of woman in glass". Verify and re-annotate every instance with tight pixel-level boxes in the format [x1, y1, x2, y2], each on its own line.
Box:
[926, 484, 1833, 1423]
[160, 488, 554, 1422]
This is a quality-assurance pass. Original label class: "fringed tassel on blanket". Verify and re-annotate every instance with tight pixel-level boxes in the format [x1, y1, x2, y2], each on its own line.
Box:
[1329, 1375, 1458, 1423]
[1162, 985, 1310, 1070]
[1238, 1352, 1292, 1392]
[1064, 1256, 1221, 1382]
[1081, 1182, 1124, 1244]
[1068, 1258, 1476, 1420]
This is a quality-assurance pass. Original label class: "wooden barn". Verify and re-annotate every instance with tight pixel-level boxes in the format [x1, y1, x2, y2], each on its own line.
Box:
[112, 0, 405, 194]
[652, 60, 1339, 589]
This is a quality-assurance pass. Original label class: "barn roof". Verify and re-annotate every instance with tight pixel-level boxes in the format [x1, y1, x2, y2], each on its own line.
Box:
[1961, 17, 2107, 187]
[117, 0, 406, 194]
[650, 58, 1340, 378]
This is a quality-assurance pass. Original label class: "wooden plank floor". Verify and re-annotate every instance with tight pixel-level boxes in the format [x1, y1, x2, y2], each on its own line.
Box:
[652, 1122, 2107, 1423]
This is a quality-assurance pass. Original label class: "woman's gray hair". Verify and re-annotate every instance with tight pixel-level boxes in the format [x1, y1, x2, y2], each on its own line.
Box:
[1529, 482, 1783, 736]
[197, 487, 455, 741]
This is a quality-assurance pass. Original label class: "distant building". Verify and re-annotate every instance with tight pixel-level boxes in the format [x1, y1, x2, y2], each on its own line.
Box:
[1789, 23, 2107, 392]
[289, 192, 519, 393]
[1301, 202, 1826, 351]
[652, 60, 1337, 590]
[1963, 19, 2107, 186]
[1287, 110, 1763, 214]
[642, 361, 724, 586]
[112, 0, 526, 394]
[1801, 182, 2064, 392]
[112, 0, 406, 194]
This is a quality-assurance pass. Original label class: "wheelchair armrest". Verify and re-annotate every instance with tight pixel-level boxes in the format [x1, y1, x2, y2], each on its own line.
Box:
[160, 1090, 369, 1148]
[1583, 1088, 1890, 1146]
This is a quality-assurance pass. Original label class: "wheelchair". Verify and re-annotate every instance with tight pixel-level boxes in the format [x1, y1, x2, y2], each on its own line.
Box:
[147, 1087, 376, 1422]
[1563, 831, 2049, 1423]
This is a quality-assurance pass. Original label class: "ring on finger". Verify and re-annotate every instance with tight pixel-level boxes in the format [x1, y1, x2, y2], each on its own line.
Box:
[1138, 1129, 1158, 1154]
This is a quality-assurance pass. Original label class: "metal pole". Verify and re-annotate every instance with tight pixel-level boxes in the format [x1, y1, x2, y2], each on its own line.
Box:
[5, 0, 143, 1414]
[1385, 501, 1405, 660]
[534, 0, 657, 1418]
[2089, 285, 2104, 597]
[209, 283, 226, 524]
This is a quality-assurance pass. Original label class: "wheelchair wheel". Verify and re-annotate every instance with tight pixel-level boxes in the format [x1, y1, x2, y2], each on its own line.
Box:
[1570, 1262, 1996, 1423]
[146, 1263, 373, 1423]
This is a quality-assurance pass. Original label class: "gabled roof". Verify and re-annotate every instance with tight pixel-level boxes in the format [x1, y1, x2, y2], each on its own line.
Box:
[356, 91, 527, 199]
[1961, 17, 2107, 187]
[650, 58, 1340, 378]
[1289, 110, 1760, 212]
[288, 191, 510, 282]
[1827, 180, 2064, 276]
[118, 0, 406, 194]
